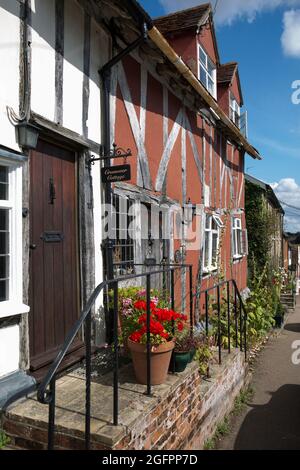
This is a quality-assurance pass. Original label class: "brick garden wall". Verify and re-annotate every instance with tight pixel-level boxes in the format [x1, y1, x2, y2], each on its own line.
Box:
[3, 349, 249, 450]
[115, 349, 248, 450]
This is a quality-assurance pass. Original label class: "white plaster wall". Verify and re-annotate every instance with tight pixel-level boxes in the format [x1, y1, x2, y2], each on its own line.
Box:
[0, 324, 19, 377]
[63, 0, 84, 135]
[31, 0, 56, 122]
[88, 19, 109, 143]
[0, 1, 20, 152]
[91, 157, 105, 345]
[91, 158, 103, 297]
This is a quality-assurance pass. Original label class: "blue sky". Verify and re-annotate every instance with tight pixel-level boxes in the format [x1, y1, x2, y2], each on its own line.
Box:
[139, 1, 300, 231]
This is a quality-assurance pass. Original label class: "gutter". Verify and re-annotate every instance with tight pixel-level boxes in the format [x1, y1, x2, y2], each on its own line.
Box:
[147, 26, 262, 160]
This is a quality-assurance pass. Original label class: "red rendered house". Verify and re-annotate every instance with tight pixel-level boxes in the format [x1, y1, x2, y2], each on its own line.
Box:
[108, 3, 260, 317]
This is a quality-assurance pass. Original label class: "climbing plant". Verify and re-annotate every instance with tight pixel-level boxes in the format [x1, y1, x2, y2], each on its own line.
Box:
[245, 180, 279, 285]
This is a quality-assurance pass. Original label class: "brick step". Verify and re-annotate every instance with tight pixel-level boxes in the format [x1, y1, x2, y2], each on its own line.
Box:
[3, 415, 108, 450]
[1, 443, 24, 451]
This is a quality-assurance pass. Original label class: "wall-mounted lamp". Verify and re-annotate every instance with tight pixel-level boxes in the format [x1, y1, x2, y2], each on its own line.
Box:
[16, 122, 39, 150]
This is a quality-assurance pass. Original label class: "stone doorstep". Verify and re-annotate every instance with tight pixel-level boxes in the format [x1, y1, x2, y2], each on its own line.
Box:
[4, 349, 244, 450]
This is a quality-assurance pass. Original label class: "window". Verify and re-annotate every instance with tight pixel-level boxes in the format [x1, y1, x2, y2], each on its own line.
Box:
[0, 156, 27, 318]
[230, 92, 240, 128]
[232, 217, 243, 258]
[112, 194, 135, 276]
[0, 166, 9, 301]
[203, 215, 222, 272]
[199, 45, 216, 98]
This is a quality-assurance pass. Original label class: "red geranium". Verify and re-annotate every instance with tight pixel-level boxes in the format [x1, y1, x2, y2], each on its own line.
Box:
[133, 300, 156, 311]
[129, 331, 142, 342]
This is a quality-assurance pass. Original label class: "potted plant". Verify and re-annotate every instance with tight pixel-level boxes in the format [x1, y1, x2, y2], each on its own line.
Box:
[171, 329, 191, 372]
[122, 296, 187, 385]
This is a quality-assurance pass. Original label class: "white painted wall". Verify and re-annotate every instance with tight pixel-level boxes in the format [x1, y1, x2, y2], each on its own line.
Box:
[0, 324, 19, 377]
[91, 156, 105, 345]
[0, 1, 20, 152]
[91, 157, 103, 296]
[88, 18, 109, 143]
[31, 0, 56, 122]
[63, 0, 84, 134]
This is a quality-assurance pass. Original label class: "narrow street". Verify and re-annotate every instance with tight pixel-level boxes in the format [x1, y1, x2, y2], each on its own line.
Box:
[218, 298, 300, 450]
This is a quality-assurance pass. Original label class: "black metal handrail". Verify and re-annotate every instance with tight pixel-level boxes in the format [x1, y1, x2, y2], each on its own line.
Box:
[37, 265, 192, 450]
[196, 278, 247, 364]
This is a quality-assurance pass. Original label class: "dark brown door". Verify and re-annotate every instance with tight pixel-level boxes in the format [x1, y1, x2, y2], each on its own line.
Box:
[29, 140, 80, 370]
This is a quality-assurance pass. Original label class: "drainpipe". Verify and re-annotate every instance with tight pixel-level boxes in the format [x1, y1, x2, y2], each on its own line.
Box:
[99, 24, 148, 282]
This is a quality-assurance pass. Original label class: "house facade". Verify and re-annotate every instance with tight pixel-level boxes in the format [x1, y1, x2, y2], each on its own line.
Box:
[245, 174, 284, 278]
[0, 1, 260, 404]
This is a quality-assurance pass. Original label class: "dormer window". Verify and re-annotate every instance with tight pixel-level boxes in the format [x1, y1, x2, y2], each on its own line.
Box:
[198, 45, 217, 98]
[230, 92, 240, 128]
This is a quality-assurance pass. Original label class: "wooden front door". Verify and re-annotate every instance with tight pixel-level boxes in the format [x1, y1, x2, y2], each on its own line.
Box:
[29, 140, 80, 371]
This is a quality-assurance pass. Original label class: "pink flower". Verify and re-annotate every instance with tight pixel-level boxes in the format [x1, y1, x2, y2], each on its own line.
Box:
[122, 298, 132, 307]
[137, 290, 147, 297]
[151, 296, 159, 306]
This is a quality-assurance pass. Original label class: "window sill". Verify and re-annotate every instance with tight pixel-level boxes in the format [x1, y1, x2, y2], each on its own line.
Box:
[203, 267, 218, 276]
[233, 255, 243, 262]
[0, 302, 30, 319]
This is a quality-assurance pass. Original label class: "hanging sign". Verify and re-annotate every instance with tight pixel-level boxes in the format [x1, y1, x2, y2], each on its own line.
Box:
[101, 164, 131, 183]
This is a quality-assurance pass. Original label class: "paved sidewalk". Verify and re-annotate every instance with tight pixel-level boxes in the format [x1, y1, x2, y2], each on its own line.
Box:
[218, 297, 300, 450]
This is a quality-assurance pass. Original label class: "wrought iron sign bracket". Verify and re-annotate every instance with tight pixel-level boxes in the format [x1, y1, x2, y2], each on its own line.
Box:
[86, 143, 132, 168]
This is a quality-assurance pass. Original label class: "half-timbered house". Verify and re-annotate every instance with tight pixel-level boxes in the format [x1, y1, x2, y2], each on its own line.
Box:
[0, 0, 261, 414]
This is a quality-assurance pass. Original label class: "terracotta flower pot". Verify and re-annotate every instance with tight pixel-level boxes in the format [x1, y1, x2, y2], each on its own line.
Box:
[128, 339, 175, 385]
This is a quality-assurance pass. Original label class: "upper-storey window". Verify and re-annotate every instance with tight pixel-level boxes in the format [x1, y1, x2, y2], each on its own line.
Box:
[199, 45, 217, 98]
[230, 92, 240, 128]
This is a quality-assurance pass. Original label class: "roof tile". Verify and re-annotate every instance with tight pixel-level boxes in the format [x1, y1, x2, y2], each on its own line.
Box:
[153, 4, 211, 35]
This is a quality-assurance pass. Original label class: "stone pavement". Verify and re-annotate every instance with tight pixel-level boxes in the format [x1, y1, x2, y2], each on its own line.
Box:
[218, 297, 300, 450]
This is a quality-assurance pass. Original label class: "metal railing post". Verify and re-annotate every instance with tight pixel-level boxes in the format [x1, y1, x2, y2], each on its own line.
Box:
[146, 274, 151, 396]
[113, 282, 119, 425]
[48, 378, 56, 450]
[239, 297, 243, 352]
[217, 285, 221, 365]
[244, 306, 247, 359]
[227, 282, 231, 354]
[234, 287, 238, 348]
[189, 265, 193, 334]
[85, 310, 92, 449]
[170, 269, 175, 373]
[205, 291, 209, 337]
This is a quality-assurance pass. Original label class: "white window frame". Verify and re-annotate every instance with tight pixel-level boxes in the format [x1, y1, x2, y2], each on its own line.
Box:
[232, 217, 243, 259]
[230, 92, 240, 128]
[198, 45, 217, 99]
[203, 214, 221, 273]
[0, 156, 29, 318]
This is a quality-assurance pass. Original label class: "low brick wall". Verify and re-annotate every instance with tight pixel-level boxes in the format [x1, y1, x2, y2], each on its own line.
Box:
[3, 349, 249, 450]
[115, 349, 248, 450]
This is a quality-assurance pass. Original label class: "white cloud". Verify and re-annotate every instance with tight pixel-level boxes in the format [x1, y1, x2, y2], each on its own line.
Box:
[281, 10, 300, 57]
[158, 0, 300, 26]
[271, 178, 300, 232]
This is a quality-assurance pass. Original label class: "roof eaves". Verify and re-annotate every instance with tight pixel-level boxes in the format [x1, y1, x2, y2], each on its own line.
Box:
[148, 26, 261, 160]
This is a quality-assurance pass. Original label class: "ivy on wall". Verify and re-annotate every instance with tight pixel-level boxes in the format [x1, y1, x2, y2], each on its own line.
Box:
[245, 180, 279, 285]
